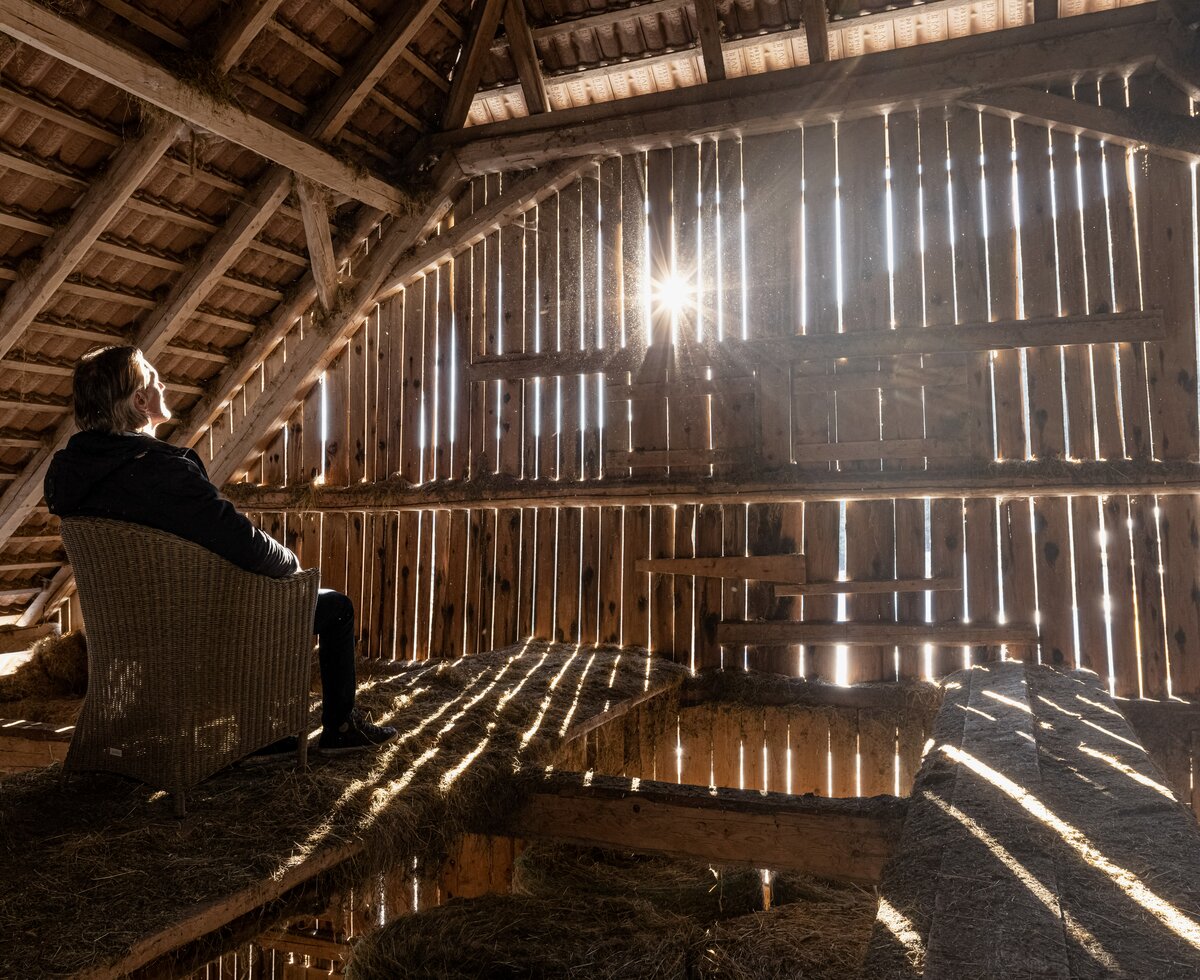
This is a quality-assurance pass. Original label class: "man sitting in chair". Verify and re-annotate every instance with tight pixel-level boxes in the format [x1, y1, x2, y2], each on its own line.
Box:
[45, 345, 396, 756]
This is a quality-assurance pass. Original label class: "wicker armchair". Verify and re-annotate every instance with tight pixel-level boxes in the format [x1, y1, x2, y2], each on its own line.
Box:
[60, 517, 319, 816]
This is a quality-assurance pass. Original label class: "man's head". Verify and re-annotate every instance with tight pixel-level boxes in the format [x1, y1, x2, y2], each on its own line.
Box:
[72, 346, 171, 435]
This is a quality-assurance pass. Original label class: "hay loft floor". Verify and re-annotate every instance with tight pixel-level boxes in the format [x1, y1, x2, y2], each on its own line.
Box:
[0, 641, 685, 978]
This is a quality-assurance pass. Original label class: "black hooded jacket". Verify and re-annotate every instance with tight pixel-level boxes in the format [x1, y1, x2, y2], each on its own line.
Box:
[45, 430, 300, 579]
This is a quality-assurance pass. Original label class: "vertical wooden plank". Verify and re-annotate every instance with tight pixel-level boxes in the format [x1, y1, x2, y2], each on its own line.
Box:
[717, 136, 744, 343]
[710, 703, 741, 790]
[600, 157, 624, 352]
[554, 506, 581, 644]
[672, 503, 695, 668]
[622, 505, 650, 649]
[462, 508, 483, 655]
[499, 218, 524, 478]
[857, 711, 896, 798]
[1033, 496, 1075, 668]
[1129, 495, 1168, 698]
[434, 263, 454, 483]
[1001, 498, 1038, 657]
[422, 273, 441, 484]
[802, 501, 840, 683]
[347, 323, 367, 484]
[320, 513, 347, 597]
[745, 503, 791, 676]
[446, 509, 469, 657]
[452, 190, 474, 482]
[345, 511, 366, 650]
[517, 506, 536, 641]
[580, 166, 602, 481]
[382, 295, 402, 482]
[827, 708, 857, 798]
[402, 278, 426, 483]
[649, 503, 676, 659]
[579, 505, 601, 646]
[375, 512, 399, 662]
[763, 705, 790, 795]
[521, 202, 541, 482]
[839, 115, 894, 682]
[533, 507, 557, 642]
[789, 707, 827, 797]
[597, 505, 623, 645]
[476, 508, 497, 653]
[469, 182, 492, 479]
[537, 191, 560, 481]
[323, 344, 350, 486]
[394, 511, 420, 661]
[492, 507, 521, 647]
[429, 509, 456, 658]
[1103, 494, 1140, 698]
[679, 706, 712, 787]
[695, 503, 724, 669]
[721, 502, 747, 670]
[558, 177, 583, 483]
[356, 512, 376, 656]
[888, 111, 928, 681]
[301, 382, 323, 484]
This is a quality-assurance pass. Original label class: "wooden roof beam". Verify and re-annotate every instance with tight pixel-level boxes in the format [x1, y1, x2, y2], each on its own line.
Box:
[0, 0, 412, 214]
[800, 0, 829, 63]
[435, 4, 1167, 173]
[692, 0, 726, 81]
[505, 0, 549, 114]
[444, 0, 509, 130]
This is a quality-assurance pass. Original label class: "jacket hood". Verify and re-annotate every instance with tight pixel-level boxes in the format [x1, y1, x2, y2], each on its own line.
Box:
[45, 431, 180, 515]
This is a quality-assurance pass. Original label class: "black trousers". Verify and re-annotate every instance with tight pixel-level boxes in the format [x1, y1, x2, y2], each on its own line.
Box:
[314, 588, 357, 731]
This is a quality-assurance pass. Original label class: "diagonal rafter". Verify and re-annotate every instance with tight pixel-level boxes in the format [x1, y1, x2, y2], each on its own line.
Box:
[0, 0, 412, 213]
[504, 0, 549, 114]
[444, 0, 508, 130]
[5, 0, 450, 618]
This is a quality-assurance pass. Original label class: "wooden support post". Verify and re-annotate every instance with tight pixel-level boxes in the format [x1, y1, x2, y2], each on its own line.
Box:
[295, 176, 339, 313]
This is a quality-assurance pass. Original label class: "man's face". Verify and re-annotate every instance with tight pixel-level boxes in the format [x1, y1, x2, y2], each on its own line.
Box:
[134, 359, 171, 430]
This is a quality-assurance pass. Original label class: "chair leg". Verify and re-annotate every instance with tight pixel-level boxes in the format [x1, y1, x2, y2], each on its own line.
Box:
[298, 727, 308, 768]
[173, 791, 187, 819]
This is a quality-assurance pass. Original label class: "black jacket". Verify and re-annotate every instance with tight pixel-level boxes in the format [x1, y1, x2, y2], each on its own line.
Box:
[45, 430, 300, 578]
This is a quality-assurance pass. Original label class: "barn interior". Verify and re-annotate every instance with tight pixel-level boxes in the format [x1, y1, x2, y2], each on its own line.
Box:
[0, 0, 1199, 975]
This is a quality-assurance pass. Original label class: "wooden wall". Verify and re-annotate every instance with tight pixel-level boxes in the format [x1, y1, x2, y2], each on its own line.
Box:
[228, 72, 1200, 701]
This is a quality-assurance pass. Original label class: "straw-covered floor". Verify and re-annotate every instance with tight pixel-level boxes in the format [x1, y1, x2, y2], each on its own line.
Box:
[347, 842, 876, 979]
[0, 640, 685, 978]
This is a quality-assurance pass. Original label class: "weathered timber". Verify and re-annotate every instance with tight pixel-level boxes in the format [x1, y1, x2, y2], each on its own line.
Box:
[222, 458, 1200, 511]
[965, 86, 1200, 165]
[505, 0, 549, 114]
[773, 577, 961, 596]
[607, 447, 750, 469]
[693, 0, 727, 81]
[443, 0, 507, 129]
[800, 0, 830, 62]
[634, 554, 807, 584]
[295, 177, 339, 312]
[485, 770, 907, 884]
[717, 621, 1038, 647]
[792, 439, 962, 463]
[467, 311, 1164, 381]
[679, 672, 943, 713]
[433, 5, 1163, 173]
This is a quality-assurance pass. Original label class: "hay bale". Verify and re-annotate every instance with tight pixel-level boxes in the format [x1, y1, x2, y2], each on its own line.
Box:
[346, 895, 706, 980]
[0, 630, 87, 703]
[513, 843, 768, 921]
[702, 883, 877, 979]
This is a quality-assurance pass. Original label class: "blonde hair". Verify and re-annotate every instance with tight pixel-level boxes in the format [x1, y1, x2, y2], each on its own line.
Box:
[72, 346, 151, 433]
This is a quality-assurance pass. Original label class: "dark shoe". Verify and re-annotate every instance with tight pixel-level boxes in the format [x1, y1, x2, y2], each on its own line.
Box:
[319, 709, 397, 755]
[241, 736, 300, 766]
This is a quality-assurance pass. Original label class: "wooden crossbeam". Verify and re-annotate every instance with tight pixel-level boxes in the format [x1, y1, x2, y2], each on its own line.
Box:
[433, 4, 1165, 173]
[0, 0, 412, 213]
[467, 311, 1165, 381]
[964, 86, 1200, 165]
[717, 621, 1039, 647]
[486, 771, 907, 884]
[793, 438, 964, 463]
[635, 554, 807, 584]
[505, 0, 549, 114]
[222, 458, 1200, 512]
[607, 447, 750, 469]
[774, 576, 961, 597]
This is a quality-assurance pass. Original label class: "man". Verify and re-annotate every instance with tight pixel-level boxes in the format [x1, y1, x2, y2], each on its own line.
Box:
[45, 345, 396, 755]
